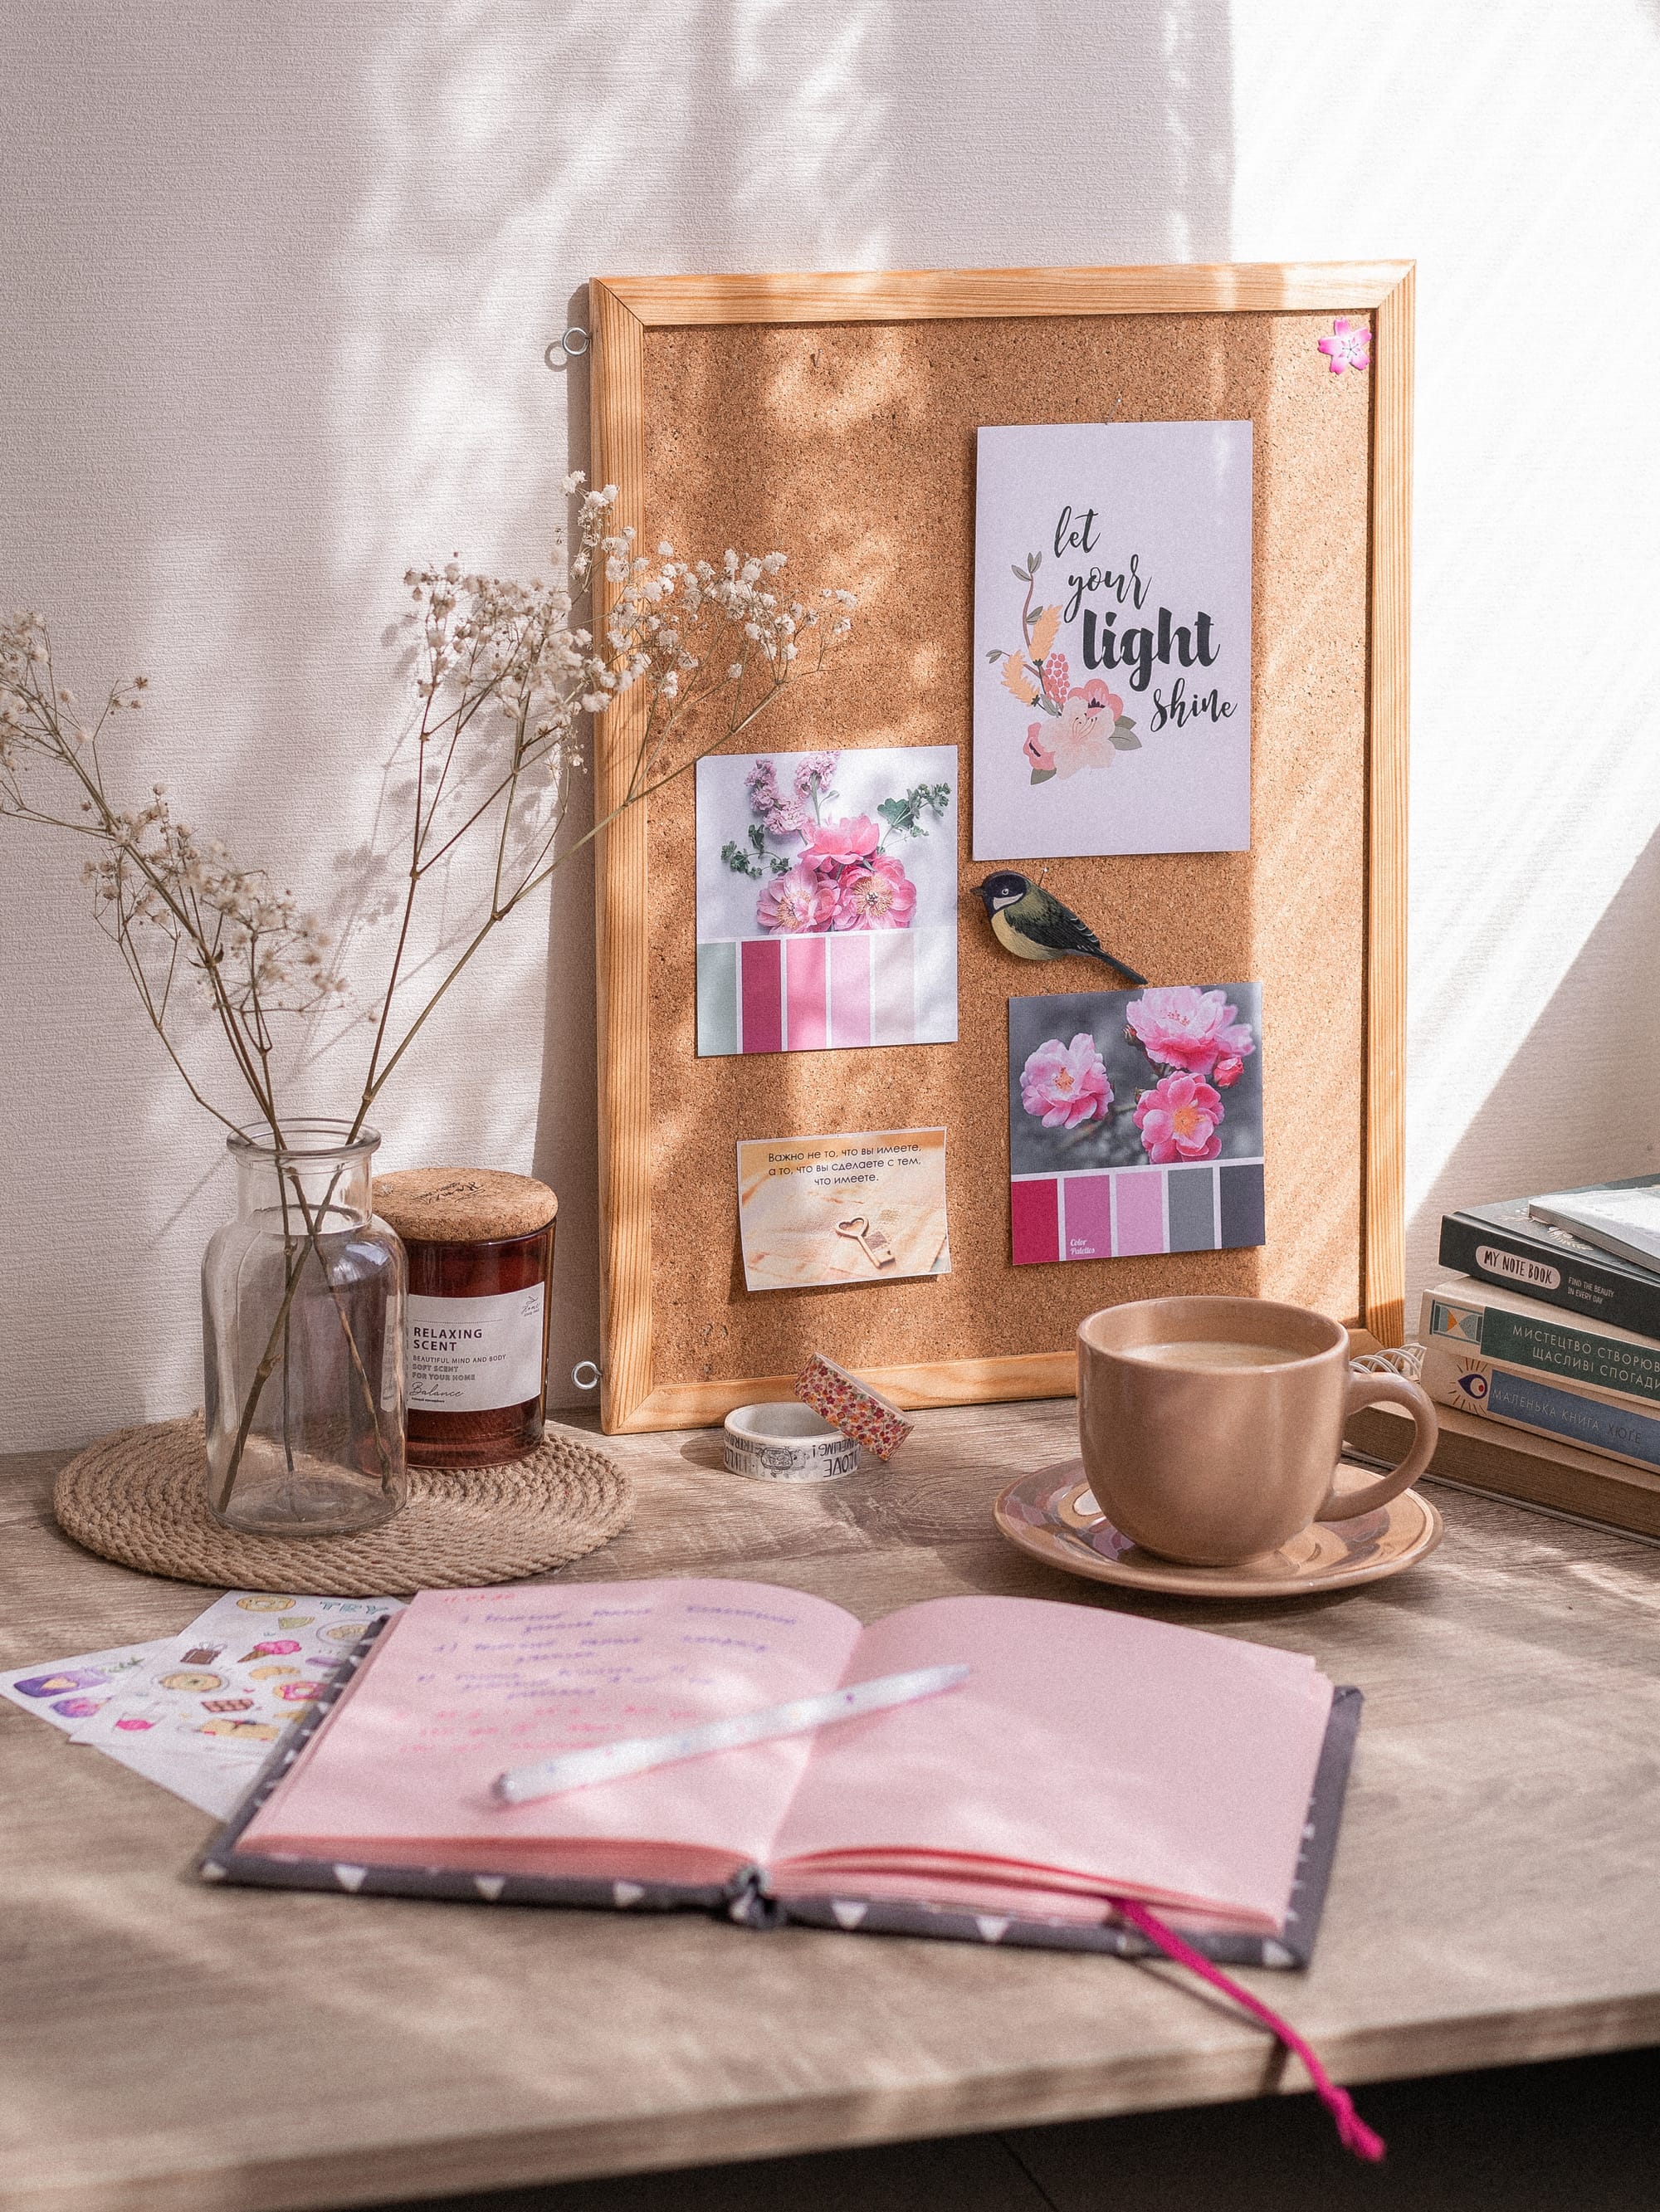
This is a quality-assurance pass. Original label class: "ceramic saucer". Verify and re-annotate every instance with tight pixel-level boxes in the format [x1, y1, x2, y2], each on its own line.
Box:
[994, 1458, 1443, 1599]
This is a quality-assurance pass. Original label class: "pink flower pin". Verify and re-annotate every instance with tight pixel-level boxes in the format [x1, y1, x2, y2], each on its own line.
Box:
[1020, 1033, 1113, 1130]
[1317, 318, 1371, 375]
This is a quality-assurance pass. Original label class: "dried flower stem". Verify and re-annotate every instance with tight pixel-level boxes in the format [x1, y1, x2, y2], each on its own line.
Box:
[2, 492, 857, 1496]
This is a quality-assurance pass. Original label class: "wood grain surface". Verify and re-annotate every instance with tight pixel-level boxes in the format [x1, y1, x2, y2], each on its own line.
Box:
[3, 1404, 1658, 2212]
[590, 265, 1414, 1433]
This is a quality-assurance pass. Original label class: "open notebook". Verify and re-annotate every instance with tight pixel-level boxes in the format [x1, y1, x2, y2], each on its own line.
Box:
[203, 1579, 1358, 1968]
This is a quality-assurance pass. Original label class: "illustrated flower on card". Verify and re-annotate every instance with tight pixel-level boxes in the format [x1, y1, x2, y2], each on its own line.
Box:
[832, 852, 917, 930]
[1024, 725, 1056, 777]
[1317, 318, 1371, 375]
[757, 862, 835, 934]
[1051, 681, 1124, 779]
[798, 814, 881, 872]
[1020, 1033, 1113, 1130]
[1002, 655, 1040, 706]
[1125, 985, 1255, 1080]
[1134, 1072, 1224, 1163]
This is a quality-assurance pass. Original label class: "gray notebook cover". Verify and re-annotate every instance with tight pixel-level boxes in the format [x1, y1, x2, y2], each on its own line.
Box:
[198, 1618, 1361, 1970]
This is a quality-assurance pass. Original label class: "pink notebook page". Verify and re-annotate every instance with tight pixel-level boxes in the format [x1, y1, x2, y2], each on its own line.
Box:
[769, 1595, 1331, 1932]
[239, 1580, 863, 1882]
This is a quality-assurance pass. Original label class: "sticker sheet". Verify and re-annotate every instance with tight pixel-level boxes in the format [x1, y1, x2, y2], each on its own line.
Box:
[973, 422, 1252, 860]
[736, 1128, 950, 1292]
[1008, 984, 1264, 1265]
[0, 1640, 170, 1731]
[70, 1590, 403, 1760]
[696, 746, 958, 1057]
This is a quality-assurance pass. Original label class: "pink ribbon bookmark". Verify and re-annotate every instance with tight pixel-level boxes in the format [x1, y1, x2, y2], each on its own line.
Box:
[1109, 1897, 1385, 2163]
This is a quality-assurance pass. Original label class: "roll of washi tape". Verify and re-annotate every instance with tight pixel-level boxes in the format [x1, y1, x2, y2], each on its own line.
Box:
[722, 1403, 861, 1483]
[794, 1354, 914, 1462]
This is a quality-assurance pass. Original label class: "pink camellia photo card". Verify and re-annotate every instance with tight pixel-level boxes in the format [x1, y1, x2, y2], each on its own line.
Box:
[1008, 983, 1264, 1266]
[972, 422, 1252, 860]
[695, 746, 958, 1057]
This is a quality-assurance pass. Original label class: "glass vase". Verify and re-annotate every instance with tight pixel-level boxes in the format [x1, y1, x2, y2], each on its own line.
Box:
[202, 1123, 408, 1533]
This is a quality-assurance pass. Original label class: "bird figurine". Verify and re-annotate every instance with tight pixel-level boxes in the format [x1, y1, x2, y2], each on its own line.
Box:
[976, 872, 1146, 985]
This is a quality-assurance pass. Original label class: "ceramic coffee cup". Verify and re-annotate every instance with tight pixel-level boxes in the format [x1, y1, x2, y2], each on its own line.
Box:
[1077, 1294, 1438, 1566]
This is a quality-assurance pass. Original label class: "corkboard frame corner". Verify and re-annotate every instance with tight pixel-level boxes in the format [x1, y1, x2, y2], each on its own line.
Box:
[590, 261, 1414, 1433]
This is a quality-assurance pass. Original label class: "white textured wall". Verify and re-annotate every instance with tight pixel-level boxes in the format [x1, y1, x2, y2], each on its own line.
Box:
[3, 2, 1658, 1450]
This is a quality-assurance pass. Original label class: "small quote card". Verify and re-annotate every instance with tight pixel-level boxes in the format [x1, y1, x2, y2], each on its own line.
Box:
[1008, 984, 1264, 1265]
[973, 422, 1252, 860]
[737, 1128, 950, 1293]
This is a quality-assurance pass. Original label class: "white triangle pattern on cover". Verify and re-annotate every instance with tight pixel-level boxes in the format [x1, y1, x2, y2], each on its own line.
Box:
[975, 1917, 1009, 1944]
[1262, 1941, 1295, 1969]
[334, 1863, 369, 1892]
[474, 1875, 506, 1902]
[199, 1861, 226, 1881]
[831, 1900, 868, 1930]
[613, 1880, 646, 1907]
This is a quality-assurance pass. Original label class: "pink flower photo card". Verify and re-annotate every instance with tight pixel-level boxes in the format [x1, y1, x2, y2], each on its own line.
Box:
[973, 423, 1252, 860]
[1008, 984, 1264, 1267]
[696, 746, 958, 1057]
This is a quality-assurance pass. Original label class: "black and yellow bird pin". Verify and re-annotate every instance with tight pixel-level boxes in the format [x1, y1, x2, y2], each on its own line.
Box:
[976, 872, 1146, 986]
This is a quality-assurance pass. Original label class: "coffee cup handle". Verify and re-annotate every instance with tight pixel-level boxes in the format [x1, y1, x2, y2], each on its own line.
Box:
[1315, 1372, 1440, 1522]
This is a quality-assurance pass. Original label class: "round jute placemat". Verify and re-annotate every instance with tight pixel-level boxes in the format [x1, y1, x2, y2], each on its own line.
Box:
[53, 1414, 634, 1595]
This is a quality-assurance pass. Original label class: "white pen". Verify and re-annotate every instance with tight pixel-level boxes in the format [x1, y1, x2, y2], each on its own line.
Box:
[491, 1661, 969, 1806]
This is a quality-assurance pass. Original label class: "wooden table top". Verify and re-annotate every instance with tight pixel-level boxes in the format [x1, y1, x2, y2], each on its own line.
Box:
[5, 1399, 1660, 2212]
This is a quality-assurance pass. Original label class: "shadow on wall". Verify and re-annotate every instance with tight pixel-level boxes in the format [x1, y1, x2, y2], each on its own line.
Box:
[531, 0, 1238, 1409]
[1, 0, 1238, 1446]
[1409, 825, 1660, 1279]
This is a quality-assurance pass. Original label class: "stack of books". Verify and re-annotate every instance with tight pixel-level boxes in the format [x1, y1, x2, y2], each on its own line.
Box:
[1352, 1174, 1660, 1538]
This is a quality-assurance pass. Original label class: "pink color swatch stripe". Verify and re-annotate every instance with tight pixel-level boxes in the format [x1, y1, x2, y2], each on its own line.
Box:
[1011, 1179, 1061, 1266]
[870, 930, 916, 1044]
[1113, 1169, 1167, 1256]
[1062, 1174, 1113, 1260]
[784, 935, 828, 1051]
[828, 933, 872, 1047]
[740, 938, 784, 1055]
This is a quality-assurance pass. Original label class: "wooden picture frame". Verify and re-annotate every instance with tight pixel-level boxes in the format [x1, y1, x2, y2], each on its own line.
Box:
[591, 261, 1413, 1433]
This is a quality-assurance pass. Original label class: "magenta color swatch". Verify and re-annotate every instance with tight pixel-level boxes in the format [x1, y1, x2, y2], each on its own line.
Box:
[1113, 1169, 1167, 1255]
[740, 938, 784, 1054]
[1062, 1174, 1114, 1260]
[784, 935, 828, 1051]
[1011, 1179, 1061, 1266]
[829, 933, 872, 1047]
[871, 930, 916, 1044]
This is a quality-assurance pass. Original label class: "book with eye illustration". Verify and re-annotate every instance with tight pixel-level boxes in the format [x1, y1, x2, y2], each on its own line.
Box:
[200, 1579, 1360, 1971]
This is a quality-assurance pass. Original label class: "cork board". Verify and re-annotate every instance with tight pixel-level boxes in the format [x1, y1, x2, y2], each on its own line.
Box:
[591, 265, 1413, 1433]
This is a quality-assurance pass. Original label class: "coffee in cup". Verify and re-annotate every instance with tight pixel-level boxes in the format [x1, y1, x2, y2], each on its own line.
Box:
[1077, 1295, 1438, 1566]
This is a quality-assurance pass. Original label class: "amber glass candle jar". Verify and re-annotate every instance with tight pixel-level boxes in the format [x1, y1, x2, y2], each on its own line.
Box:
[373, 1168, 558, 1468]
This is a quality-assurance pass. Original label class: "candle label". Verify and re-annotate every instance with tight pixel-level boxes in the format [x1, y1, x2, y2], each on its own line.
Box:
[406, 1287, 546, 1413]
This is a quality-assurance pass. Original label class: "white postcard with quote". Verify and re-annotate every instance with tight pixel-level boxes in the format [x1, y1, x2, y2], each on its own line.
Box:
[972, 422, 1252, 860]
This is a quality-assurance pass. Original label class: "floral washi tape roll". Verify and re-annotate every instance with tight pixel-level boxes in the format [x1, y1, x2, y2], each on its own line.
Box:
[723, 1403, 861, 1483]
[794, 1354, 914, 1462]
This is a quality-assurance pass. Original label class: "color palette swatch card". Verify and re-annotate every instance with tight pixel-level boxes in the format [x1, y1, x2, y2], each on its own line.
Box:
[1008, 984, 1264, 1266]
[696, 746, 958, 1057]
[737, 1128, 950, 1292]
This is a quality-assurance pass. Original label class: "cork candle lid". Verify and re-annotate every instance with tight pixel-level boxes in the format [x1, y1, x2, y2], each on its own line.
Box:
[374, 1166, 558, 1243]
